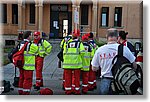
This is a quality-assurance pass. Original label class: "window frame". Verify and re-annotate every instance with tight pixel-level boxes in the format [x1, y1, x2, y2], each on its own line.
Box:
[101, 7, 109, 27]
[29, 3, 35, 24]
[12, 4, 18, 24]
[2, 4, 7, 24]
[81, 4, 89, 25]
[114, 7, 122, 27]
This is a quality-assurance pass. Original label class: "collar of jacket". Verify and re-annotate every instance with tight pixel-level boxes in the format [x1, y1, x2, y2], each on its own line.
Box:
[24, 39, 29, 42]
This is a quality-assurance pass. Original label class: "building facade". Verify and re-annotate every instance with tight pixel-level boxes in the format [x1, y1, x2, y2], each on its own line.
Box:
[0, 0, 143, 46]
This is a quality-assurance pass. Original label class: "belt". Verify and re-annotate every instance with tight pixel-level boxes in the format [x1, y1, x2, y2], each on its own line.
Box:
[101, 76, 113, 80]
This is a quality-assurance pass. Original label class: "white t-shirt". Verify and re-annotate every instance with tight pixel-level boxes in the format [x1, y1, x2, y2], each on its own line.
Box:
[91, 43, 136, 78]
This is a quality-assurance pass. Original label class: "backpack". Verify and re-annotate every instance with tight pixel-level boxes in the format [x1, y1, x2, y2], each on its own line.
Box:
[2, 80, 11, 93]
[8, 44, 19, 63]
[111, 44, 141, 95]
[12, 42, 28, 68]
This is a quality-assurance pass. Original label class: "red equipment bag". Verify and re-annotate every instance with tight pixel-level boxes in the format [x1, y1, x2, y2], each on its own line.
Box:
[39, 88, 53, 95]
[12, 42, 28, 68]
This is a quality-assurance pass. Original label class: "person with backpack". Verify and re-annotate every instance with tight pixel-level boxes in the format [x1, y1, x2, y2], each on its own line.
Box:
[63, 29, 85, 95]
[17, 31, 38, 95]
[91, 28, 137, 95]
[33, 31, 52, 90]
[118, 31, 136, 56]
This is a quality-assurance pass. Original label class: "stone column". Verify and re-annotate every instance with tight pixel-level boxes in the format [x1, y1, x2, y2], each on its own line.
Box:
[38, 0, 43, 37]
[72, 4, 76, 31]
[35, 2, 39, 31]
[18, 0, 23, 32]
[39, 1, 43, 32]
[76, 5, 80, 30]
[92, 0, 98, 37]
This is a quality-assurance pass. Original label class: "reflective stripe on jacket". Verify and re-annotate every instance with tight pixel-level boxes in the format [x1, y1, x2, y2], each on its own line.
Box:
[37, 39, 52, 57]
[23, 42, 38, 70]
[63, 39, 85, 69]
[81, 42, 92, 71]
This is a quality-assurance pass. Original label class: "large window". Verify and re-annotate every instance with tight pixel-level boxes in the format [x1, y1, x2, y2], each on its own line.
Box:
[5, 40, 15, 46]
[29, 4, 35, 24]
[101, 7, 109, 27]
[114, 7, 122, 27]
[81, 5, 89, 25]
[2, 4, 7, 23]
[12, 4, 18, 24]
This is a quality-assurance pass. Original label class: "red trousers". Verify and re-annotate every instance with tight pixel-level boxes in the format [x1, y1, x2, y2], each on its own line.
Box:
[82, 71, 89, 93]
[35, 56, 44, 87]
[18, 69, 33, 95]
[64, 69, 80, 95]
[88, 65, 96, 90]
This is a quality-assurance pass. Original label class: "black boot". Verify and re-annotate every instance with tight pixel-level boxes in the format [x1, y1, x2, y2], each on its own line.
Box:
[34, 86, 40, 91]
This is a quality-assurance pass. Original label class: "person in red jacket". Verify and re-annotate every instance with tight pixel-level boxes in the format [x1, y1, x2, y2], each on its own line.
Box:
[33, 31, 52, 90]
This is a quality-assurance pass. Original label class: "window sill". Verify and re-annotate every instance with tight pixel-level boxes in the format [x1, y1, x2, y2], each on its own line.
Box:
[112, 26, 124, 29]
[28, 23, 35, 26]
[99, 26, 110, 29]
[1, 23, 9, 25]
[99, 26, 124, 29]
[11, 24, 18, 26]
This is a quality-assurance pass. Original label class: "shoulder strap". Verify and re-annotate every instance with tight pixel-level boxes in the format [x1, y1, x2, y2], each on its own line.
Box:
[118, 44, 124, 56]
[112, 44, 123, 64]
[21, 42, 28, 52]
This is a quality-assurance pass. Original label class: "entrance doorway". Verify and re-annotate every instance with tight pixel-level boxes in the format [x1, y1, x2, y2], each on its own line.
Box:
[63, 20, 68, 37]
[50, 4, 72, 39]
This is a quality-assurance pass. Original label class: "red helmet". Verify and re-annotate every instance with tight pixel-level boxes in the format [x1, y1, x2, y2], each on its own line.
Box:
[82, 34, 89, 41]
[85, 33, 90, 37]
[39, 88, 53, 95]
[73, 29, 80, 37]
[34, 31, 40, 36]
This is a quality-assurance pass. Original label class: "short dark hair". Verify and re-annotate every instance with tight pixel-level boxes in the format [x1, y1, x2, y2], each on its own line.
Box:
[107, 28, 118, 38]
[23, 31, 31, 39]
[89, 32, 93, 38]
[119, 31, 128, 40]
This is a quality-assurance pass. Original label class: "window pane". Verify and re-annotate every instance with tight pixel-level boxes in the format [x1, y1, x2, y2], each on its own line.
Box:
[114, 7, 122, 27]
[12, 4, 18, 24]
[81, 5, 89, 25]
[2, 4, 7, 23]
[101, 7, 109, 27]
[30, 4, 35, 24]
[102, 14, 106, 26]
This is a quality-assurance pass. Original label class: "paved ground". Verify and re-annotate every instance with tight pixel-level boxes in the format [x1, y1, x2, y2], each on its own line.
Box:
[1, 39, 100, 95]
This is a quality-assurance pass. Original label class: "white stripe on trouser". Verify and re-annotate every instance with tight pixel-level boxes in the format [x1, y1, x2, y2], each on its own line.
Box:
[65, 87, 72, 91]
[88, 81, 94, 85]
[75, 87, 80, 91]
[36, 80, 41, 82]
[18, 88, 23, 91]
[82, 84, 88, 87]
[72, 84, 75, 87]
[23, 89, 30, 92]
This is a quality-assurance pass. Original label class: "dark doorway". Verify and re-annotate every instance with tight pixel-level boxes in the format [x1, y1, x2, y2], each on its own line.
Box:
[50, 4, 72, 39]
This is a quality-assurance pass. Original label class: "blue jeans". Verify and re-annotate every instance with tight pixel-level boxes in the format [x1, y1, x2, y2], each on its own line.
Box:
[99, 78, 112, 95]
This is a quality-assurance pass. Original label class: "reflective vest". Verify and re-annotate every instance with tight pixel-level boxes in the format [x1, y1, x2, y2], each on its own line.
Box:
[63, 39, 85, 69]
[81, 42, 92, 71]
[20, 41, 38, 70]
[89, 40, 98, 60]
[36, 39, 52, 57]
[60, 36, 72, 49]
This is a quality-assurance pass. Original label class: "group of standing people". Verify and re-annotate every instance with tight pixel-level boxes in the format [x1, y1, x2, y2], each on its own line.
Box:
[13, 27, 139, 95]
[60, 28, 139, 95]
[16, 31, 52, 95]
[60, 29, 98, 95]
